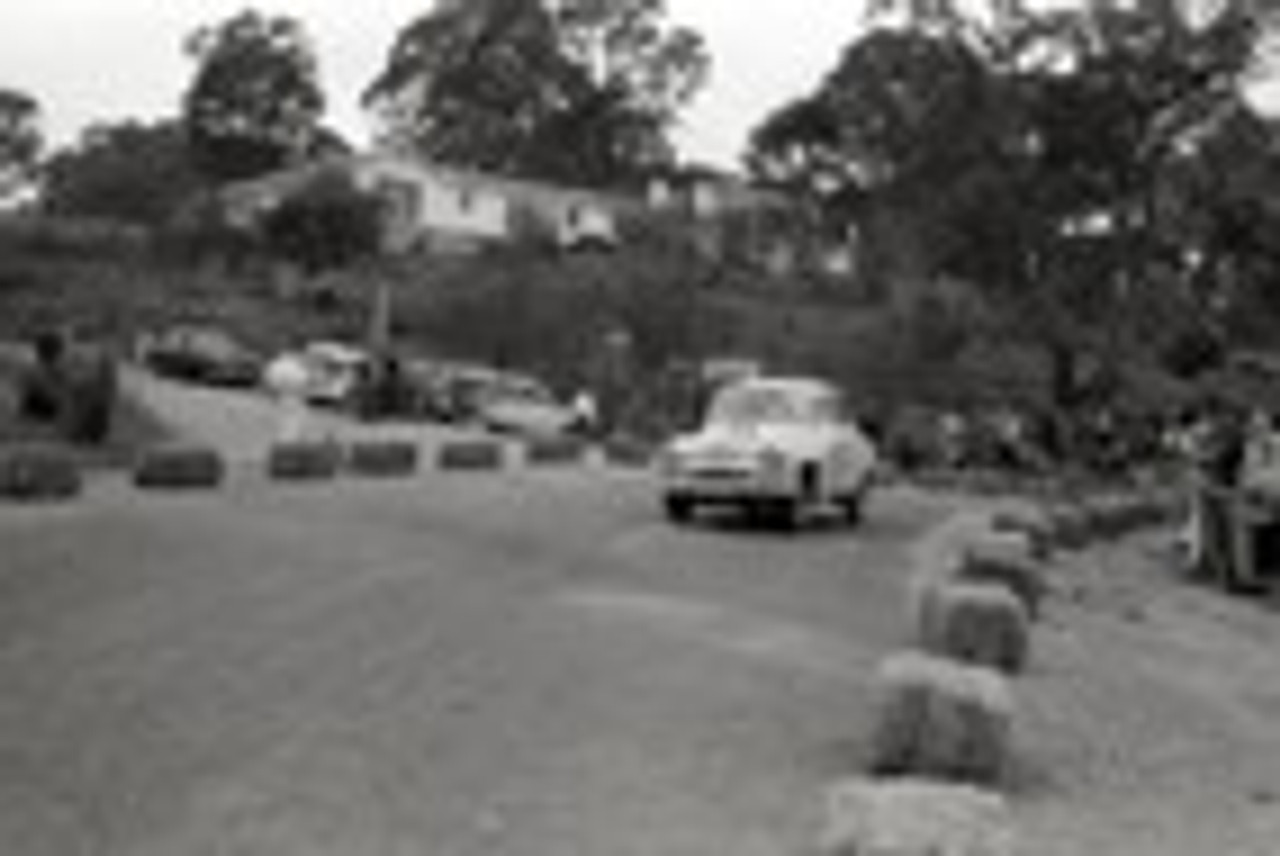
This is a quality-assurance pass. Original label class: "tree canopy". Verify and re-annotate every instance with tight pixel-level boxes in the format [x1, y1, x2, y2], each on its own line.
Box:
[181, 9, 326, 184]
[260, 167, 386, 274]
[41, 120, 204, 226]
[0, 88, 42, 197]
[746, 0, 1280, 396]
[364, 0, 709, 188]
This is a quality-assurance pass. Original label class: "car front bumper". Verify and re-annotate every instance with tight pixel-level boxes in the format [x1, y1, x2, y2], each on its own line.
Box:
[664, 466, 793, 502]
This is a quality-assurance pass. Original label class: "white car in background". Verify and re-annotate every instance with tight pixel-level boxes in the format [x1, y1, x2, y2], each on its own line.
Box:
[659, 376, 877, 528]
[476, 375, 578, 438]
[298, 341, 371, 407]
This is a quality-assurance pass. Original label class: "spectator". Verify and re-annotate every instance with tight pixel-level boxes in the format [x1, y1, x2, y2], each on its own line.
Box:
[63, 338, 118, 446]
[19, 329, 67, 422]
[570, 388, 600, 439]
[264, 350, 312, 442]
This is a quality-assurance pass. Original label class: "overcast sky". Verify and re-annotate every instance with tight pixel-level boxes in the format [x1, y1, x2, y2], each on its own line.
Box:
[0, 0, 863, 169]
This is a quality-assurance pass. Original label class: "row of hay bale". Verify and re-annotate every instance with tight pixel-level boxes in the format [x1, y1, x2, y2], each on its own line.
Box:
[1039, 492, 1178, 552]
[823, 513, 1049, 855]
[0, 434, 655, 501]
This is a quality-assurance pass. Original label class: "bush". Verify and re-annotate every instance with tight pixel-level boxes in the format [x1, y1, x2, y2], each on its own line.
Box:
[267, 439, 342, 481]
[437, 439, 505, 471]
[869, 650, 1015, 786]
[821, 777, 1014, 856]
[914, 580, 1031, 675]
[524, 435, 587, 466]
[345, 440, 420, 478]
[133, 444, 226, 490]
[0, 443, 83, 501]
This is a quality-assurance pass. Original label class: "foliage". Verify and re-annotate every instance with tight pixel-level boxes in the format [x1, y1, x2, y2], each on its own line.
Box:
[182, 9, 326, 183]
[364, 0, 708, 188]
[260, 167, 385, 274]
[42, 120, 204, 227]
[746, 0, 1280, 402]
[0, 88, 41, 197]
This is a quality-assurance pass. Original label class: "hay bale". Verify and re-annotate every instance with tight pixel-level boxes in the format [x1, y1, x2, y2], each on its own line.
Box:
[266, 440, 342, 482]
[914, 580, 1031, 674]
[1046, 505, 1091, 550]
[990, 508, 1054, 561]
[959, 539, 1048, 622]
[869, 651, 1015, 786]
[0, 443, 82, 501]
[524, 435, 587, 466]
[133, 444, 225, 490]
[821, 777, 1014, 856]
[437, 439, 504, 471]
[345, 440, 419, 478]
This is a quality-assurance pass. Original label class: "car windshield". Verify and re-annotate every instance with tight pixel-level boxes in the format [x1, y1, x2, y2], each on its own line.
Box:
[709, 385, 819, 425]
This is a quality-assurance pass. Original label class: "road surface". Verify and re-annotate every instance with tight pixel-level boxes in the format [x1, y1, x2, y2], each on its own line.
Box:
[0, 469, 952, 856]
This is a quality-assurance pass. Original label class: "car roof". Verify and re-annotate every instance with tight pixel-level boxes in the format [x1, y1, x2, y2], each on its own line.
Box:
[304, 341, 368, 362]
[722, 376, 840, 398]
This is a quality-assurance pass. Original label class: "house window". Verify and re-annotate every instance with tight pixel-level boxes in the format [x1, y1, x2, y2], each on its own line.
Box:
[458, 188, 475, 213]
[566, 205, 581, 227]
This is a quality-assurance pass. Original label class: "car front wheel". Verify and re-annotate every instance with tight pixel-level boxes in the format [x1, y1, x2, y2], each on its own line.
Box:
[838, 495, 864, 527]
[664, 494, 695, 524]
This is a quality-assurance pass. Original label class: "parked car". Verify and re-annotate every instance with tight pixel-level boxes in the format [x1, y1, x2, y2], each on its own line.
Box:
[143, 326, 262, 387]
[476, 377, 578, 438]
[659, 376, 878, 529]
[297, 341, 372, 407]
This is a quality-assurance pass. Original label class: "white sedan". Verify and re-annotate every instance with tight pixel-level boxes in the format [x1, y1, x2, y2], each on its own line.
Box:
[659, 377, 878, 528]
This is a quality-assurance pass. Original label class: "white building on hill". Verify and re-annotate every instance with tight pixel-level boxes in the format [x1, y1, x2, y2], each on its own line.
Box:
[222, 152, 635, 255]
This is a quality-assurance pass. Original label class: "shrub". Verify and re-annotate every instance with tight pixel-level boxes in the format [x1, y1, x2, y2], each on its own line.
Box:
[869, 650, 1015, 786]
[437, 439, 505, 471]
[821, 777, 1014, 856]
[0, 443, 83, 501]
[267, 439, 342, 481]
[914, 580, 1031, 675]
[346, 440, 420, 478]
[133, 444, 226, 490]
[524, 435, 586, 466]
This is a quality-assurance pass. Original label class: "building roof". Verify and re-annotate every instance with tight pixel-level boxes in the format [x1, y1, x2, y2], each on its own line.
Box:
[221, 150, 643, 216]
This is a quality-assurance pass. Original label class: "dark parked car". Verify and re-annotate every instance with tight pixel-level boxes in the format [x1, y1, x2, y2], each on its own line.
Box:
[142, 326, 262, 388]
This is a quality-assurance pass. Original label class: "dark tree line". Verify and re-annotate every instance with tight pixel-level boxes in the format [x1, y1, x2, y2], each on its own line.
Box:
[746, 0, 1280, 402]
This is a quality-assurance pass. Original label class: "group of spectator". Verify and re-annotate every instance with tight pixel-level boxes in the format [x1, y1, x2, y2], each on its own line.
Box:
[16, 327, 119, 446]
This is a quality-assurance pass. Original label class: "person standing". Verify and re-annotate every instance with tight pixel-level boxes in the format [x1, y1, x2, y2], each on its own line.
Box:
[264, 350, 312, 443]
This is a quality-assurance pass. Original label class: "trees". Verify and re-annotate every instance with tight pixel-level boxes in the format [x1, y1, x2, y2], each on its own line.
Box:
[42, 120, 203, 227]
[260, 168, 385, 274]
[0, 88, 42, 198]
[364, 0, 708, 188]
[182, 9, 326, 184]
[747, 0, 1280, 402]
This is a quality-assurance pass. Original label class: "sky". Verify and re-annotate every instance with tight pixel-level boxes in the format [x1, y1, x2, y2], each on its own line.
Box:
[0, 0, 864, 169]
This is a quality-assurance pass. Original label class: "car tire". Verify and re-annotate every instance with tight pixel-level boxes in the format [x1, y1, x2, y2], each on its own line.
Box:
[839, 495, 864, 527]
[664, 494, 695, 524]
